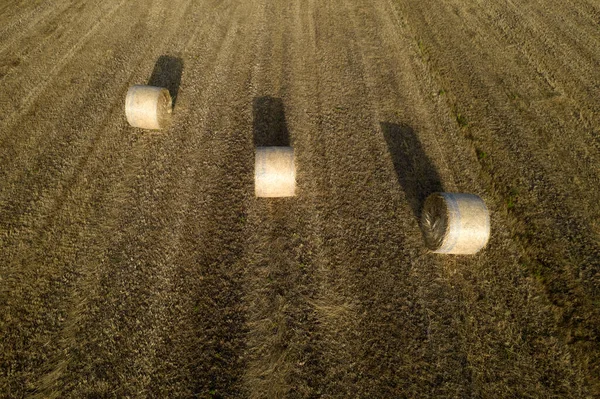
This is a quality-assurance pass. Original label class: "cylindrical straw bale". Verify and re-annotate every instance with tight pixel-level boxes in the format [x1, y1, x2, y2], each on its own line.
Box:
[420, 192, 490, 254]
[125, 85, 172, 130]
[255, 146, 296, 197]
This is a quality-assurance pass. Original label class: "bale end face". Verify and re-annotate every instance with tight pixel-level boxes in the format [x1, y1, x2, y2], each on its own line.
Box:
[255, 147, 296, 198]
[420, 192, 490, 255]
[125, 85, 172, 130]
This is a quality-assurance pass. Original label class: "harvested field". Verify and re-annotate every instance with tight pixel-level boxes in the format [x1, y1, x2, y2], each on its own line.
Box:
[1, 0, 599, 397]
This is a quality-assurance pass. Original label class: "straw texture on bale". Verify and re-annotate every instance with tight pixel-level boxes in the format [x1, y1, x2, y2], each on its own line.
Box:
[125, 85, 172, 130]
[255, 146, 296, 197]
[420, 192, 490, 254]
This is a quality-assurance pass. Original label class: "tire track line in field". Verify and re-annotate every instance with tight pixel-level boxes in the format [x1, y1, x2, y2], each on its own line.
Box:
[396, 0, 600, 268]
[0, 0, 22, 16]
[0, 0, 152, 327]
[0, 0, 93, 85]
[0, 0, 126, 133]
[0, 0, 211, 218]
[23, 0, 212, 394]
[35, 1, 256, 395]
[0, 0, 72, 55]
[236, 0, 311, 395]
[326, 1, 476, 396]
[374, 2, 588, 395]
[296, 0, 369, 393]
[415, 0, 600, 288]
[0, 0, 157, 225]
[279, 0, 352, 395]
[0, 0, 134, 211]
[132, 2, 260, 395]
[299, 0, 424, 395]
[478, 0, 600, 193]
[0, 0, 157, 259]
[238, 0, 335, 396]
[391, 0, 599, 393]
[482, 0, 600, 129]
[139, 2, 256, 395]
[0, 1, 125, 126]
[0, 0, 219, 395]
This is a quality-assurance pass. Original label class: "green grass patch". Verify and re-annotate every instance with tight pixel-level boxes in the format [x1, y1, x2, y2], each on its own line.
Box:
[455, 112, 468, 128]
[476, 148, 488, 160]
[506, 187, 520, 210]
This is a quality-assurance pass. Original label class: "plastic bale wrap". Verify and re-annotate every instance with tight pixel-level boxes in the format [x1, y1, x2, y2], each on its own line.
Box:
[125, 85, 172, 130]
[255, 146, 296, 197]
[420, 192, 490, 254]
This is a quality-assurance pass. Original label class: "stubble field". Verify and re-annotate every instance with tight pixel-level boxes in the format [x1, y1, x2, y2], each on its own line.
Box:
[1, 0, 599, 397]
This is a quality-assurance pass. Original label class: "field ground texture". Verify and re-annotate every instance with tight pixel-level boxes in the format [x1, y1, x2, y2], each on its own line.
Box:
[1, 0, 599, 397]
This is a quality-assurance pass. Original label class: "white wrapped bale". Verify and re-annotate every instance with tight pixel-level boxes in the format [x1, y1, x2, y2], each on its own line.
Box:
[125, 85, 172, 130]
[420, 192, 490, 254]
[255, 147, 296, 198]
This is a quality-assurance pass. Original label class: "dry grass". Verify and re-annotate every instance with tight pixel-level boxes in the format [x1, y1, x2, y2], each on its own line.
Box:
[1, 0, 599, 397]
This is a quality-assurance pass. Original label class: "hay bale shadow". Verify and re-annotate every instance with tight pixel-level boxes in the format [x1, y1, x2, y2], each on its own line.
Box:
[148, 55, 184, 107]
[381, 122, 444, 220]
[253, 96, 290, 147]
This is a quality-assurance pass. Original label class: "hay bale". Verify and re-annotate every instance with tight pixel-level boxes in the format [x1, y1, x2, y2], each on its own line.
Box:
[420, 192, 490, 254]
[125, 85, 172, 130]
[255, 146, 296, 197]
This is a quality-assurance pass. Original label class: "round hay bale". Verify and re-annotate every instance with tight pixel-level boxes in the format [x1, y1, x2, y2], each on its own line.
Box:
[255, 146, 296, 198]
[125, 85, 172, 130]
[420, 192, 490, 254]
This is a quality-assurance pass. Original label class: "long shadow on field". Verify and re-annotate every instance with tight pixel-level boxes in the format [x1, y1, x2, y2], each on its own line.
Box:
[381, 122, 443, 220]
[253, 96, 290, 146]
[148, 55, 184, 107]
